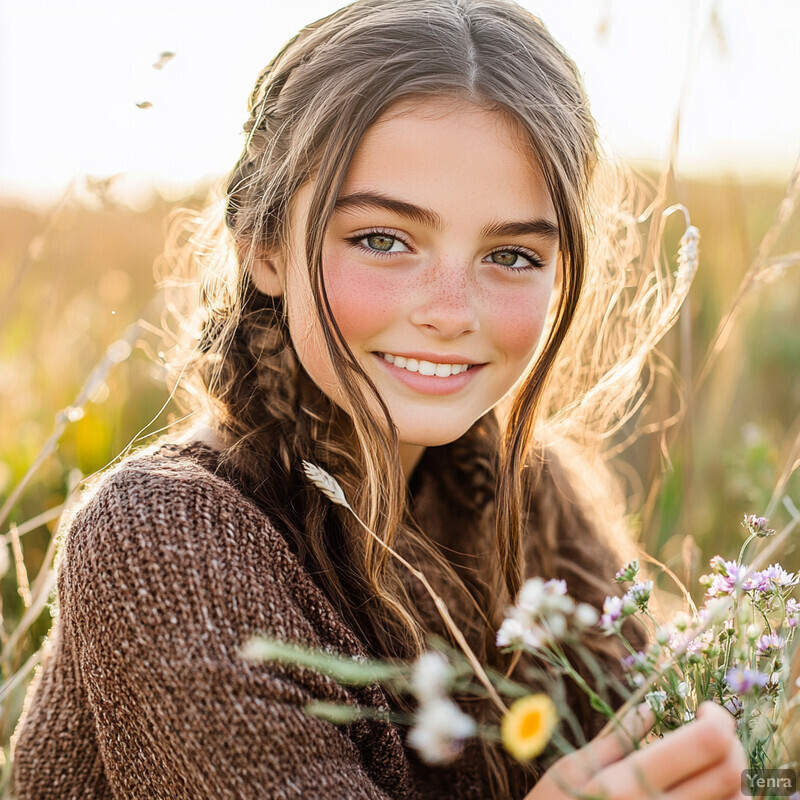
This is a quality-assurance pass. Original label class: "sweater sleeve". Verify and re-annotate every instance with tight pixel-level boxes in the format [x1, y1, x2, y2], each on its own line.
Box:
[60, 458, 404, 800]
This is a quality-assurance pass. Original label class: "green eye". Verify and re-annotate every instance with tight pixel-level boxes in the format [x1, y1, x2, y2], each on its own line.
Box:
[490, 251, 522, 267]
[345, 230, 410, 256]
[366, 234, 396, 252]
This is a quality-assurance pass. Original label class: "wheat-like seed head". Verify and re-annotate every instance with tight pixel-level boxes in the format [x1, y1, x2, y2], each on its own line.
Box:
[677, 224, 700, 286]
[302, 461, 351, 509]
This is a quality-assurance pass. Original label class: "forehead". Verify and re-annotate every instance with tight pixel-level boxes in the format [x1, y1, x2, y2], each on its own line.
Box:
[339, 95, 554, 219]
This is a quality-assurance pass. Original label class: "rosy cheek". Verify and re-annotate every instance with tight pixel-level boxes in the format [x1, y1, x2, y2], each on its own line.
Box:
[323, 256, 402, 340]
[484, 285, 551, 360]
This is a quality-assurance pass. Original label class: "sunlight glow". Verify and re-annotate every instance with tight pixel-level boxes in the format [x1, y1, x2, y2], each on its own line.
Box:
[1, 0, 798, 206]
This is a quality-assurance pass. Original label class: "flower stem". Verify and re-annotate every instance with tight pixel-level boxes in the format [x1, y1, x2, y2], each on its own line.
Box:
[738, 533, 757, 568]
[547, 639, 615, 720]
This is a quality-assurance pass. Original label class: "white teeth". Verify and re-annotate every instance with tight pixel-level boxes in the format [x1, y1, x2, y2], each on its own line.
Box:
[380, 353, 472, 377]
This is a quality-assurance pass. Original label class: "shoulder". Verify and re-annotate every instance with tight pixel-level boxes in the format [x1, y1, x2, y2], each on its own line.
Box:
[58, 441, 302, 603]
[56, 441, 365, 656]
[74, 440, 254, 523]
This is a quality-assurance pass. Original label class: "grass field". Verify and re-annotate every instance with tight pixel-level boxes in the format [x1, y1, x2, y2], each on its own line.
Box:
[0, 165, 798, 786]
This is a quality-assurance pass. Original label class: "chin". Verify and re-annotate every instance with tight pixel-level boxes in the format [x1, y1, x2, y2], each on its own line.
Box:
[397, 423, 474, 449]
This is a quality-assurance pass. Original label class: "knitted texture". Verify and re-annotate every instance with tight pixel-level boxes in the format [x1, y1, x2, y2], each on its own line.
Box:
[11, 443, 494, 799]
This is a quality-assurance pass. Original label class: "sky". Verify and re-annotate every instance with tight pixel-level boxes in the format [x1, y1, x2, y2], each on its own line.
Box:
[1, 0, 798, 207]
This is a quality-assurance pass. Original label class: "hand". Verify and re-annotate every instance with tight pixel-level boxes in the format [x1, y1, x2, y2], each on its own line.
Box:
[525, 700, 747, 800]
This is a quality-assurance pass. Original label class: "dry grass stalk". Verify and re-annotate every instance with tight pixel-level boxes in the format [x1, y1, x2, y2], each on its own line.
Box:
[8, 526, 31, 611]
[0, 323, 141, 532]
[693, 153, 800, 393]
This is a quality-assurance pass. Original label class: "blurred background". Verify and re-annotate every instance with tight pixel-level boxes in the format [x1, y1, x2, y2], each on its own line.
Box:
[1, 0, 799, 785]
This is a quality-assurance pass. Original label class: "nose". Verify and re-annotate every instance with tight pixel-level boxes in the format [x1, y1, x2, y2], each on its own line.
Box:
[408, 258, 480, 339]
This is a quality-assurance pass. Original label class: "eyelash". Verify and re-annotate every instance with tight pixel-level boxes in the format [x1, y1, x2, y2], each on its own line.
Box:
[344, 228, 545, 272]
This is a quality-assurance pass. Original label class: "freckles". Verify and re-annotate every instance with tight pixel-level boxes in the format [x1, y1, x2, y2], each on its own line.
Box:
[420, 260, 470, 302]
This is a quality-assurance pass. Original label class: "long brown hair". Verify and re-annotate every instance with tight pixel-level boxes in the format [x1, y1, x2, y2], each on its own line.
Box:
[163, 0, 652, 795]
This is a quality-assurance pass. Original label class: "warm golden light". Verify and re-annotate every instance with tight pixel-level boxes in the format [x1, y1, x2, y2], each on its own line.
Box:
[1, 1, 798, 206]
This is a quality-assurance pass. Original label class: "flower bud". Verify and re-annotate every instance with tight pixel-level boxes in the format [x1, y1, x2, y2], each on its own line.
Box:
[742, 514, 775, 538]
[673, 613, 690, 632]
[615, 560, 640, 584]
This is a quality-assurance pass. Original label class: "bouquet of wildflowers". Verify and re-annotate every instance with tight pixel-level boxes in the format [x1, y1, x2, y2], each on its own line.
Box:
[599, 516, 799, 771]
[243, 463, 800, 793]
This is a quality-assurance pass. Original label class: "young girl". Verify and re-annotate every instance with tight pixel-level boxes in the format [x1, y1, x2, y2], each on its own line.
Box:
[12, 1, 746, 798]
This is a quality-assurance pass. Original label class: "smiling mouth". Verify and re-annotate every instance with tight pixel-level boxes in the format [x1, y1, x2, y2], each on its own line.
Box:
[377, 352, 477, 377]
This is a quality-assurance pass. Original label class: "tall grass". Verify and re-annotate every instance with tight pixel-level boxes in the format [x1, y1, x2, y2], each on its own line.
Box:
[1, 165, 797, 791]
[1, 23, 799, 792]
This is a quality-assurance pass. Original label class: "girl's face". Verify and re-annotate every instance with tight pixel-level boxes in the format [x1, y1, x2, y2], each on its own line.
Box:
[253, 96, 559, 476]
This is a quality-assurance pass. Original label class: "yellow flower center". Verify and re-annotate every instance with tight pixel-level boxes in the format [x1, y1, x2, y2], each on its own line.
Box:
[519, 710, 541, 739]
[501, 694, 557, 762]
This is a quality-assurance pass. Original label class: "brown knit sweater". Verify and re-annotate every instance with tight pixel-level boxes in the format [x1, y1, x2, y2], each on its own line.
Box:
[11, 441, 512, 799]
[12, 434, 635, 798]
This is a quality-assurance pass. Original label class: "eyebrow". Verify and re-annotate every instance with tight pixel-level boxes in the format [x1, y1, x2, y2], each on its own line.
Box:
[334, 191, 559, 242]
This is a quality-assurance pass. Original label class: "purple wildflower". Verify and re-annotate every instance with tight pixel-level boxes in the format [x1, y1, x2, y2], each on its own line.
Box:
[726, 666, 768, 695]
[669, 627, 713, 657]
[786, 598, 799, 628]
[625, 580, 653, 611]
[742, 570, 771, 593]
[620, 650, 650, 674]
[600, 596, 624, 632]
[756, 633, 785, 655]
[615, 560, 639, 584]
[724, 695, 743, 716]
[704, 558, 748, 598]
[760, 563, 799, 591]
[621, 653, 636, 670]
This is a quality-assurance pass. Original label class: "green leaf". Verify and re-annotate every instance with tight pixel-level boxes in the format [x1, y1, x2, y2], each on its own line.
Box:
[241, 637, 405, 686]
[589, 694, 614, 716]
[305, 701, 363, 724]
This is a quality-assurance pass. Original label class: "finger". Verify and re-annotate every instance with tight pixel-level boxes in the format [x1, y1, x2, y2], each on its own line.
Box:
[696, 699, 738, 727]
[591, 703, 739, 796]
[661, 746, 747, 800]
[586, 703, 656, 767]
[552, 703, 655, 789]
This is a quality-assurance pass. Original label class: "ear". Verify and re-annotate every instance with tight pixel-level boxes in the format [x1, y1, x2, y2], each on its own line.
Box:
[248, 251, 286, 297]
